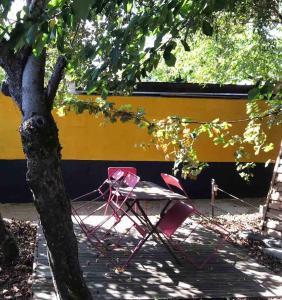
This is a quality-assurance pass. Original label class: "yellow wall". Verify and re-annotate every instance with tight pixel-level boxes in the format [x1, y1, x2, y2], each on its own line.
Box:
[0, 93, 281, 162]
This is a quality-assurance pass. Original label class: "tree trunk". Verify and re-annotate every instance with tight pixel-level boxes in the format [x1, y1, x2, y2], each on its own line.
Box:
[0, 213, 19, 265]
[19, 55, 92, 299]
[20, 114, 92, 299]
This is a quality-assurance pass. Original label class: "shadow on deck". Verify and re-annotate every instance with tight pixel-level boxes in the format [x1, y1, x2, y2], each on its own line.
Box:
[33, 212, 282, 300]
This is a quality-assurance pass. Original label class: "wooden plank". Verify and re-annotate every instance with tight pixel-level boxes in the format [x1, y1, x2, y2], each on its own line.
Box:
[269, 202, 282, 210]
[265, 228, 282, 239]
[265, 219, 282, 232]
[276, 173, 282, 182]
[270, 191, 282, 201]
[87, 287, 278, 300]
[34, 216, 282, 300]
[81, 272, 273, 283]
[83, 279, 278, 290]
[273, 182, 282, 192]
[266, 208, 282, 221]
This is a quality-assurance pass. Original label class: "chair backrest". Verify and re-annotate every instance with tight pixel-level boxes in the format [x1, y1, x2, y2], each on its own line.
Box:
[112, 172, 140, 204]
[123, 172, 140, 188]
[157, 201, 195, 238]
[160, 173, 189, 198]
[108, 167, 137, 178]
[110, 169, 125, 181]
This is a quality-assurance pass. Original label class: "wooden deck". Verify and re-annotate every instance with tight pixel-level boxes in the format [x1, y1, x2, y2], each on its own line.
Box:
[33, 213, 282, 299]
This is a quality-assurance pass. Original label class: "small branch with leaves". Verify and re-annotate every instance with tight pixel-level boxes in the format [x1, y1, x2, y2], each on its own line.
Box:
[47, 56, 67, 107]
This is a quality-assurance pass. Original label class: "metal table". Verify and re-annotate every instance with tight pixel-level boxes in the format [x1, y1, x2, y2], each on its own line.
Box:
[119, 180, 187, 200]
[116, 181, 188, 267]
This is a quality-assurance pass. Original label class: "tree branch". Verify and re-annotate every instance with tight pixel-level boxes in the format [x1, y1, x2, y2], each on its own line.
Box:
[0, 42, 31, 109]
[0, 39, 10, 68]
[273, 8, 282, 23]
[0, 81, 11, 97]
[46, 56, 67, 107]
[28, 0, 46, 18]
[0, 40, 7, 59]
[22, 53, 48, 120]
[0, 40, 20, 106]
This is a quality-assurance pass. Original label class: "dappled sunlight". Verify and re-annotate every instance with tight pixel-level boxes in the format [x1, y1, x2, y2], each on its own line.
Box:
[33, 199, 282, 299]
[38, 228, 282, 298]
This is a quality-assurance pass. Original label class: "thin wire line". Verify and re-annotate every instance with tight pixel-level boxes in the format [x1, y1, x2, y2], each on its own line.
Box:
[216, 187, 282, 223]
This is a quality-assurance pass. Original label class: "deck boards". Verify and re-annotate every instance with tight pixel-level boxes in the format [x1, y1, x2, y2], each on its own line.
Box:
[33, 216, 282, 300]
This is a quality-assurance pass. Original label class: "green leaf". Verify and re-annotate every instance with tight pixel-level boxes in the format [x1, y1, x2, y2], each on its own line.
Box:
[82, 43, 96, 59]
[202, 20, 213, 36]
[25, 24, 37, 45]
[126, 1, 133, 13]
[164, 52, 176, 67]
[260, 82, 273, 97]
[127, 70, 135, 82]
[248, 87, 260, 100]
[33, 33, 45, 56]
[56, 106, 66, 117]
[153, 55, 160, 69]
[101, 88, 109, 99]
[119, 104, 132, 111]
[163, 42, 177, 67]
[139, 35, 145, 50]
[181, 40, 190, 51]
[48, 0, 63, 8]
[110, 47, 119, 66]
[72, 0, 92, 19]
[154, 32, 165, 48]
[7, 22, 27, 50]
[263, 143, 274, 152]
[136, 107, 145, 118]
[165, 41, 177, 53]
[213, 0, 227, 11]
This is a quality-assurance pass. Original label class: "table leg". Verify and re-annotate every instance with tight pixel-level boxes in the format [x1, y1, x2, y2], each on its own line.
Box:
[125, 201, 149, 228]
[135, 201, 182, 265]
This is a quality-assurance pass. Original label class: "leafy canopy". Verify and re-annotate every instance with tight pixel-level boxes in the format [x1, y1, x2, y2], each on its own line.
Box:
[148, 25, 282, 84]
[2, 0, 280, 92]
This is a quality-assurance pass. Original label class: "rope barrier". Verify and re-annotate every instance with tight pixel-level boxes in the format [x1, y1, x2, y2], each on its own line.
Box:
[216, 187, 261, 211]
[211, 179, 282, 223]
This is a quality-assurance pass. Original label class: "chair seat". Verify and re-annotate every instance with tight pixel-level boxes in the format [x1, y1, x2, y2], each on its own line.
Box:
[158, 173, 231, 270]
[157, 201, 195, 238]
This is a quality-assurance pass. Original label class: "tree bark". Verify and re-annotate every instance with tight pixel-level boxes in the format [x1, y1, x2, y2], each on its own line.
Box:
[0, 213, 19, 265]
[20, 114, 92, 299]
[1, 16, 92, 296]
[19, 55, 92, 299]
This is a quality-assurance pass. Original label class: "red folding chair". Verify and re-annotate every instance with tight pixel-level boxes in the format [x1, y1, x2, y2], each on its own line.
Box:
[105, 167, 137, 216]
[100, 172, 145, 251]
[71, 169, 125, 246]
[108, 167, 137, 178]
[160, 173, 190, 198]
[158, 173, 231, 269]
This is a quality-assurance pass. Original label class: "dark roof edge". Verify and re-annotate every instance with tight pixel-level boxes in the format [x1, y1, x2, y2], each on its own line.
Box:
[135, 82, 253, 94]
[74, 82, 253, 99]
